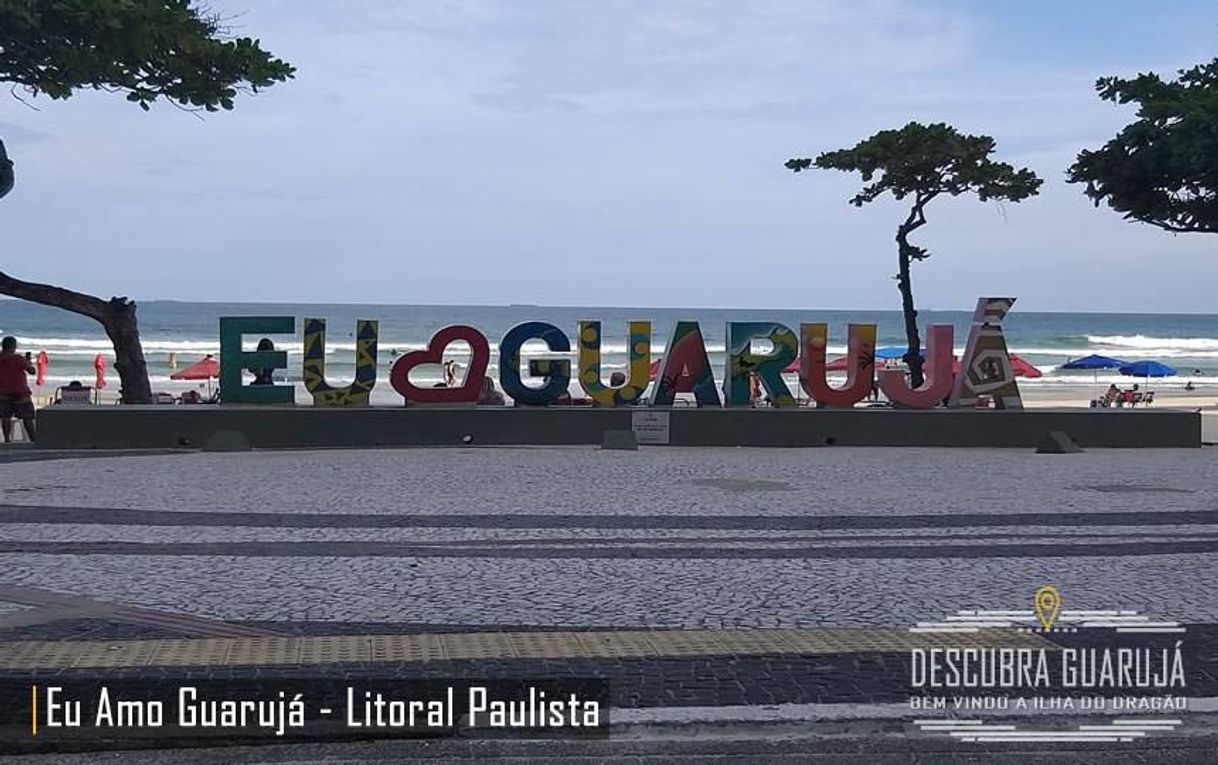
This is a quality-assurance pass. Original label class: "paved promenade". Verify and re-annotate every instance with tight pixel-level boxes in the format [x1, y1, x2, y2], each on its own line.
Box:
[1, 445, 1217, 761]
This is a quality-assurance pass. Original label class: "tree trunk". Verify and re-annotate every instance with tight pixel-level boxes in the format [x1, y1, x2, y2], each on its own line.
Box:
[99, 299, 153, 403]
[0, 141, 13, 200]
[895, 223, 925, 389]
[0, 271, 153, 403]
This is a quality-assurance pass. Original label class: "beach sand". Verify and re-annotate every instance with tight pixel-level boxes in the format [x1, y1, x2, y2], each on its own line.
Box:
[1021, 387, 1218, 410]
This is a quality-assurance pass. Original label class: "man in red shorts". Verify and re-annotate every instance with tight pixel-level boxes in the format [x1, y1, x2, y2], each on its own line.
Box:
[0, 336, 37, 443]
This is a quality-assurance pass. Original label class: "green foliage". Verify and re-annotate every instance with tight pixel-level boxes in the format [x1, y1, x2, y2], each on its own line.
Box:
[0, 0, 294, 111]
[787, 121, 1042, 211]
[787, 122, 1041, 267]
[1068, 59, 1218, 234]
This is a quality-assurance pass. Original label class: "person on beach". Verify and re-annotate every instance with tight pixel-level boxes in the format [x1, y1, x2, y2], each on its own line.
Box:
[609, 371, 626, 387]
[250, 338, 276, 385]
[478, 376, 505, 405]
[0, 336, 37, 443]
[1185, 369, 1201, 392]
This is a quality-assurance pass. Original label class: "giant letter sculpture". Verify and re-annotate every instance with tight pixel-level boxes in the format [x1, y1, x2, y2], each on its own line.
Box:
[578, 320, 651, 406]
[724, 322, 798, 407]
[302, 318, 378, 406]
[499, 322, 571, 405]
[877, 324, 954, 408]
[949, 297, 1023, 409]
[650, 321, 720, 407]
[219, 316, 295, 404]
[390, 325, 489, 404]
[800, 323, 876, 408]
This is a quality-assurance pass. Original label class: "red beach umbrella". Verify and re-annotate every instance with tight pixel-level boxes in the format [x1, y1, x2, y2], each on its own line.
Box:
[171, 354, 220, 398]
[171, 355, 220, 381]
[93, 354, 107, 389]
[1009, 354, 1043, 379]
[35, 350, 48, 387]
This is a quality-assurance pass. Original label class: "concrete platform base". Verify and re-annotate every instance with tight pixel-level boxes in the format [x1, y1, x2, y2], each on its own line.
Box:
[34, 406, 1203, 449]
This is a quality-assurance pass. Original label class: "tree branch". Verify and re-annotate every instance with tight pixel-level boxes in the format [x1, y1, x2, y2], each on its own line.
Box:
[8, 85, 40, 110]
[1138, 217, 1211, 234]
[901, 194, 932, 233]
[0, 271, 111, 321]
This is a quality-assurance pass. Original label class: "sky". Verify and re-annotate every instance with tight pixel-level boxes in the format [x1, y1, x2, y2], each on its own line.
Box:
[1, 0, 1216, 312]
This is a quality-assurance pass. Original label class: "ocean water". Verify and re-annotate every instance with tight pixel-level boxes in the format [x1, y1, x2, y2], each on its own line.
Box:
[1, 300, 1216, 393]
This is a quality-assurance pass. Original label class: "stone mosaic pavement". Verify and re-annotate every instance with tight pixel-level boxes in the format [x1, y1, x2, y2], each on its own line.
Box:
[0, 446, 1216, 759]
[1, 447, 1217, 629]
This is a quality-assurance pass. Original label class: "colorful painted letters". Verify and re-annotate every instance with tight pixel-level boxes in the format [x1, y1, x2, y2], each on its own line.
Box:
[218, 316, 295, 404]
[217, 297, 1025, 410]
[724, 322, 798, 407]
[389, 325, 489, 404]
[950, 297, 1023, 410]
[499, 322, 571, 405]
[877, 324, 955, 408]
[650, 321, 720, 407]
[302, 318, 379, 407]
[578, 320, 652, 406]
[800, 323, 876, 408]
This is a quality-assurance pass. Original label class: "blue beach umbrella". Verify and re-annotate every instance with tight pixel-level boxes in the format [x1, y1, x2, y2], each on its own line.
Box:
[1119, 360, 1177, 379]
[1062, 354, 1126, 370]
[875, 347, 911, 360]
[1063, 354, 1128, 396]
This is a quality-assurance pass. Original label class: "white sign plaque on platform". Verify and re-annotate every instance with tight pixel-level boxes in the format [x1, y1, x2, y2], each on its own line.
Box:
[632, 410, 671, 445]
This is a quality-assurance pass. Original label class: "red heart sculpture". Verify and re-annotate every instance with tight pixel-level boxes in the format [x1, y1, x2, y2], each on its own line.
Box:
[390, 325, 490, 403]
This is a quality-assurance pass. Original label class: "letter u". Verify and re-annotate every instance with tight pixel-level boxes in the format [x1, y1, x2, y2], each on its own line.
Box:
[800, 323, 875, 407]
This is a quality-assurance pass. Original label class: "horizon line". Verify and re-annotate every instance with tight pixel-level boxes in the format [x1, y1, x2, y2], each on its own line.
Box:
[2, 296, 1217, 318]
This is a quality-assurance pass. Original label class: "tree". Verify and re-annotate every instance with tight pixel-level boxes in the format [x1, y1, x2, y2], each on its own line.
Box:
[0, 138, 12, 198]
[786, 122, 1042, 387]
[1068, 59, 1218, 234]
[0, 0, 293, 402]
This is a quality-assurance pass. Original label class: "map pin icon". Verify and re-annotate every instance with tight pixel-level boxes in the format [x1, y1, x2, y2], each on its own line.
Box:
[1034, 585, 1061, 631]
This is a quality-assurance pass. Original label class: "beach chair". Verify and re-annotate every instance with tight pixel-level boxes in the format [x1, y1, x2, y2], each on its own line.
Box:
[179, 390, 203, 405]
[54, 384, 93, 406]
